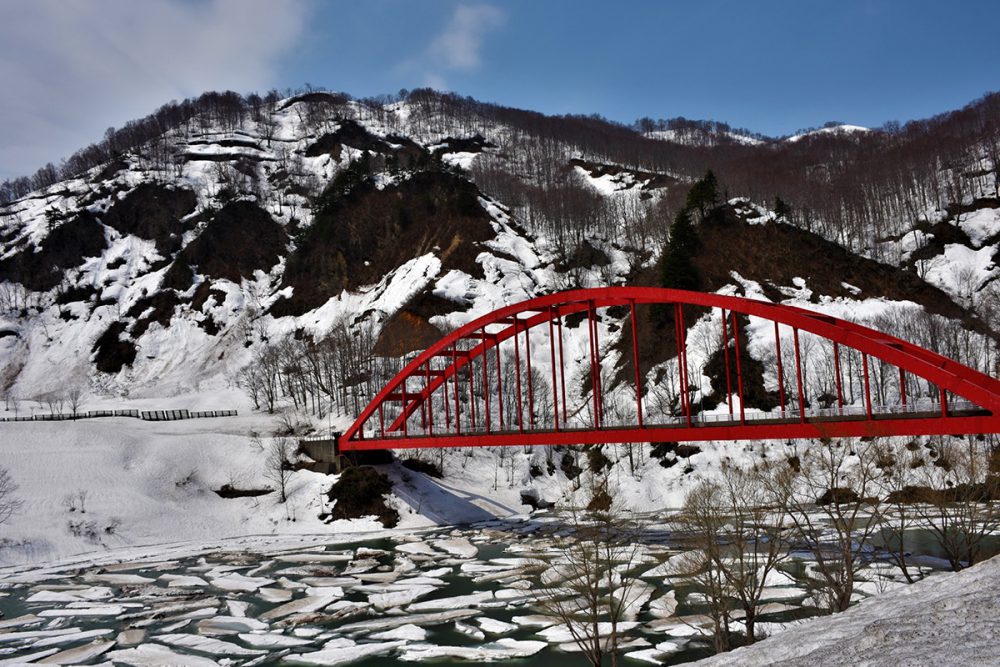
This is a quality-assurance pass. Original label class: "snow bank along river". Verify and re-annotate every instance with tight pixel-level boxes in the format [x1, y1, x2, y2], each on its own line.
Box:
[0, 515, 958, 665]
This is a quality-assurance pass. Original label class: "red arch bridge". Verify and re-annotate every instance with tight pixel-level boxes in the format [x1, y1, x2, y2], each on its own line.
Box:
[335, 287, 1000, 453]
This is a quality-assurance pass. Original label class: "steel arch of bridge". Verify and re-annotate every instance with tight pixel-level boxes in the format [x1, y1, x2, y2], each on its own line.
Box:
[339, 287, 1000, 452]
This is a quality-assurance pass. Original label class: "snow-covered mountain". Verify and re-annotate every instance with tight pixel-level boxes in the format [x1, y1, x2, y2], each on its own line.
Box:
[0, 87, 998, 429]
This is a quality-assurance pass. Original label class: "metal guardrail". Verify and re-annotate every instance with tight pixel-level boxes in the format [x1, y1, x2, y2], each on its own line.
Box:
[0, 408, 238, 423]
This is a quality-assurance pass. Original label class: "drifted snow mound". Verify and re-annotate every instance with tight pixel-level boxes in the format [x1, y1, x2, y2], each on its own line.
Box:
[694, 555, 1000, 666]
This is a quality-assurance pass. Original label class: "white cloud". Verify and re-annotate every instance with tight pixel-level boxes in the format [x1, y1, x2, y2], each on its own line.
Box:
[429, 4, 506, 71]
[402, 3, 505, 91]
[0, 0, 310, 180]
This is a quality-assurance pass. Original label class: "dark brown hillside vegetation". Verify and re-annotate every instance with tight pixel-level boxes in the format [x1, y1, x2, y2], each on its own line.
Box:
[691, 206, 986, 333]
[0, 211, 107, 291]
[373, 290, 471, 355]
[616, 204, 994, 404]
[92, 321, 137, 373]
[162, 201, 287, 290]
[272, 170, 493, 317]
[305, 119, 423, 164]
[325, 466, 399, 528]
[100, 183, 197, 254]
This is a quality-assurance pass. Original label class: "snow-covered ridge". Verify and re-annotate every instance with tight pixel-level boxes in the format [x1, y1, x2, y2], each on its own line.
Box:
[785, 124, 870, 142]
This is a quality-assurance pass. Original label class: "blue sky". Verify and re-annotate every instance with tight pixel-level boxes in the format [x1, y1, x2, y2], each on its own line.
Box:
[2, 0, 999, 179]
[290, 0, 1000, 134]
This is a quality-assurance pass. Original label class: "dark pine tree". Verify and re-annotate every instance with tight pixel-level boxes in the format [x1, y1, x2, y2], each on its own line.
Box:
[773, 196, 791, 222]
[660, 207, 700, 292]
[686, 170, 719, 219]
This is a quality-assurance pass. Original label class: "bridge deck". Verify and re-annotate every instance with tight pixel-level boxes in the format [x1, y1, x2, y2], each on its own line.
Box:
[340, 404, 1000, 452]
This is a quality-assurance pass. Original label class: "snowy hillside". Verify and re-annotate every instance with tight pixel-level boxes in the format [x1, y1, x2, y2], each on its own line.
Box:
[0, 87, 999, 561]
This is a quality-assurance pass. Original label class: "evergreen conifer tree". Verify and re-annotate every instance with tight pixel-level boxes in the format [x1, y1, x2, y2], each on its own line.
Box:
[660, 207, 700, 292]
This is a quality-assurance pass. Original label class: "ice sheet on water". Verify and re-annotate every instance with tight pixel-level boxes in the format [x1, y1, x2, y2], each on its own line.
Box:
[160, 574, 208, 587]
[260, 595, 339, 621]
[369, 624, 427, 641]
[285, 639, 406, 665]
[107, 642, 221, 666]
[30, 628, 111, 648]
[26, 587, 112, 603]
[37, 639, 114, 664]
[395, 542, 439, 557]
[510, 614, 558, 628]
[157, 633, 265, 656]
[273, 552, 354, 564]
[38, 605, 128, 617]
[537, 621, 641, 644]
[208, 573, 274, 592]
[407, 591, 494, 611]
[84, 573, 156, 585]
[648, 590, 678, 618]
[238, 632, 314, 648]
[368, 584, 438, 610]
[226, 600, 250, 617]
[432, 538, 478, 558]
[477, 618, 518, 635]
[397, 638, 547, 662]
[196, 616, 268, 634]
[455, 621, 486, 640]
[338, 609, 480, 634]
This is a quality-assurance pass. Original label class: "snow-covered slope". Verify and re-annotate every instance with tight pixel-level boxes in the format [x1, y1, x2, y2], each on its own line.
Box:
[694, 553, 1000, 666]
[785, 124, 870, 142]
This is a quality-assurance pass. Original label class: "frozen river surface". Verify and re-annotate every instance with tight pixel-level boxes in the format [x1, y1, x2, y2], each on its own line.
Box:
[0, 515, 842, 666]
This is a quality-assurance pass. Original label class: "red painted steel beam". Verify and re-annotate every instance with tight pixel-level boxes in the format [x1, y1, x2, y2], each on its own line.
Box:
[342, 414, 1000, 450]
[339, 287, 1000, 448]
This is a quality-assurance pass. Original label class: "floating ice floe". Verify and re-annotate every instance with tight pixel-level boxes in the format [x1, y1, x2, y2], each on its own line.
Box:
[38, 605, 129, 617]
[537, 621, 641, 644]
[624, 641, 683, 665]
[648, 590, 678, 618]
[30, 628, 112, 648]
[258, 587, 294, 603]
[369, 624, 427, 641]
[407, 591, 494, 611]
[368, 584, 438, 610]
[84, 573, 156, 585]
[196, 616, 269, 634]
[26, 586, 112, 603]
[477, 618, 518, 635]
[432, 538, 478, 558]
[396, 638, 547, 661]
[511, 614, 558, 628]
[157, 633, 265, 656]
[34, 639, 114, 664]
[160, 574, 208, 587]
[273, 552, 354, 564]
[338, 609, 480, 634]
[208, 573, 274, 592]
[238, 632, 314, 648]
[395, 542, 439, 557]
[261, 594, 340, 620]
[455, 621, 486, 640]
[285, 638, 406, 665]
[107, 642, 221, 666]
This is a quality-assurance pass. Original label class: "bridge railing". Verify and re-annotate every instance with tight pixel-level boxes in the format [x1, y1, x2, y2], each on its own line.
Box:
[359, 399, 976, 439]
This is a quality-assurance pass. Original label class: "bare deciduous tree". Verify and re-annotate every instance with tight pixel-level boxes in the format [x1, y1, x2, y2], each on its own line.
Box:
[264, 437, 295, 504]
[533, 495, 645, 667]
[677, 460, 790, 648]
[908, 435, 1000, 570]
[766, 439, 884, 612]
[0, 467, 22, 526]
